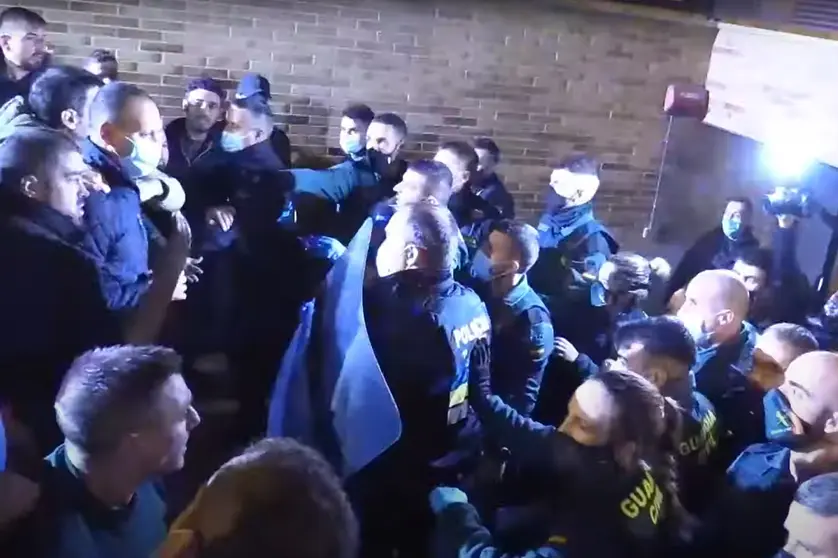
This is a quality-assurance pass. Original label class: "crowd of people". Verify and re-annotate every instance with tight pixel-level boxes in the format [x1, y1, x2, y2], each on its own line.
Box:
[0, 6, 837, 558]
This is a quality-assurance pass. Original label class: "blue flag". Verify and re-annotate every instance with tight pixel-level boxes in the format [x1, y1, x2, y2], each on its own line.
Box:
[268, 218, 401, 477]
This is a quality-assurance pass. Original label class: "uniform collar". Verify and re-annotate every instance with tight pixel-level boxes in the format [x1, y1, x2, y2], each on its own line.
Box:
[393, 268, 454, 294]
[502, 276, 533, 312]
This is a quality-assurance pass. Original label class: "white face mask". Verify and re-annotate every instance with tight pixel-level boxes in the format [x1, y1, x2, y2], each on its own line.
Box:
[678, 311, 710, 346]
[375, 239, 403, 278]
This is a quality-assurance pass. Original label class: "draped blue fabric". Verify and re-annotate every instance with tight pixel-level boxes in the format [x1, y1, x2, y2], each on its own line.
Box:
[267, 218, 401, 477]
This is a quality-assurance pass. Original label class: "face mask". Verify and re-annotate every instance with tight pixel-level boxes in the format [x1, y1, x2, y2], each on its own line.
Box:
[469, 250, 494, 283]
[121, 136, 162, 180]
[764, 389, 811, 448]
[368, 149, 390, 175]
[340, 135, 364, 156]
[220, 131, 247, 153]
[722, 217, 743, 240]
[375, 241, 400, 278]
[679, 312, 710, 347]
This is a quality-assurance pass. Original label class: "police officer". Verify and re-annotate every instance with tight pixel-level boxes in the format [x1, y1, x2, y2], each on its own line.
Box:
[366, 160, 470, 280]
[233, 74, 291, 167]
[468, 219, 552, 415]
[358, 198, 490, 558]
[612, 316, 720, 515]
[435, 140, 501, 261]
[208, 76, 304, 442]
[290, 112, 408, 244]
[473, 137, 515, 219]
[528, 155, 617, 310]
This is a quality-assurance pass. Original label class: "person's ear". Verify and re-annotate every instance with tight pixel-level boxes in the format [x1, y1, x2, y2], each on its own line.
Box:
[824, 412, 838, 436]
[498, 260, 520, 277]
[182, 99, 189, 112]
[404, 244, 420, 268]
[99, 121, 121, 153]
[717, 309, 735, 328]
[0, 35, 10, 53]
[20, 175, 40, 199]
[649, 366, 668, 389]
[60, 108, 79, 132]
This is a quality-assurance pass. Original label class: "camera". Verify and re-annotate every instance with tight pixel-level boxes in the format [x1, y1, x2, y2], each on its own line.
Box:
[763, 186, 814, 218]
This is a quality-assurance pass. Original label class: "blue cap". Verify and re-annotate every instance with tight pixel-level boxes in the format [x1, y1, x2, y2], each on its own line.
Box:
[236, 73, 271, 101]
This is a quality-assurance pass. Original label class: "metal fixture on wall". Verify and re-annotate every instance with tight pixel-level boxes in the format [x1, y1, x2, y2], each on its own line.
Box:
[642, 84, 710, 239]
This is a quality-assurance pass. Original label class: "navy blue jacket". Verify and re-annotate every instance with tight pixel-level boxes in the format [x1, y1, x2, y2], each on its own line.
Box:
[692, 322, 762, 470]
[691, 443, 796, 558]
[81, 139, 152, 310]
[0, 67, 42, 107]
[475, 172, 515, 219]
[163, 118, 226, 185]
[529, 201, 618, 310]
[0, 192, 119, 448]
[486, 278, 553, 416]
[163, 118, 228, 253]
[675, 390, 720, 515]
[364, 270, 489, 482]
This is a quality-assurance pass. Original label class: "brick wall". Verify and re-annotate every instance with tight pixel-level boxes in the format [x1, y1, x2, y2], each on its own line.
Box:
[8, 0, 716, 229]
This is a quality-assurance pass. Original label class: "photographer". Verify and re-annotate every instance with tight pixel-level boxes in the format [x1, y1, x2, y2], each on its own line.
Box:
[732, 216, 812, 331]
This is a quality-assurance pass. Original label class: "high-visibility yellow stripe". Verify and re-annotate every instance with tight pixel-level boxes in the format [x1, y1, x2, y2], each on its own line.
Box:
[449, 383, 467, 408]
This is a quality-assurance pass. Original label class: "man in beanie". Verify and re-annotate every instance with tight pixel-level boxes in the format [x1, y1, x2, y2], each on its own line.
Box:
[235, 73, 291, 167]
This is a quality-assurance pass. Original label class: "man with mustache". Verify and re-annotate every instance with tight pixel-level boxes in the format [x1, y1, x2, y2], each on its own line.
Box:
[0, 8, 49, 106]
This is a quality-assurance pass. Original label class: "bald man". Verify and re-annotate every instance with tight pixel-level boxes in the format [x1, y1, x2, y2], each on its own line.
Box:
[677, 269, 762, 468]
[698, 351, 838, 557]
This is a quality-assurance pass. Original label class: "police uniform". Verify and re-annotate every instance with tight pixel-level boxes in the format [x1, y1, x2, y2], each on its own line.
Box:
[469, 378, 675, 558]
[357, 269, 490, 558]
[449, 189, 501, 262]
[675, 392, 720, 515]
[487, 277, 553, 416]
[529, 200, 618, 311]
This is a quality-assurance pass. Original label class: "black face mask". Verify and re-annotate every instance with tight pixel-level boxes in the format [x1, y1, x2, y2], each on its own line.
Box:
[367, 149, 389, 175]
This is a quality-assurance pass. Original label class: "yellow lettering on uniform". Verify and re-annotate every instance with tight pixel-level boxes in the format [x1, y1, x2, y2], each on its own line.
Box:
[620, 499, 640, 519]
[678, 442, 690, 456]
[649, 483, 664, 525]
[629, 487, 648, 508]
[642, 475, 655, 499]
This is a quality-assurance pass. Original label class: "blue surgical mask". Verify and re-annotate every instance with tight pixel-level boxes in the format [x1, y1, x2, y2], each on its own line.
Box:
[220, 131, 246, 153]
[763, 389, 811, 448]
[722, 217, 743, 240]
[120, 136, 162, 180]
[469, 250, 494, 283]
[340, 134, 364, 156]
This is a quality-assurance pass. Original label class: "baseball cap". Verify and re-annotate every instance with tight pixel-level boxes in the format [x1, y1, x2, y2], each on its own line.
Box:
[235, 73, 271, 101]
